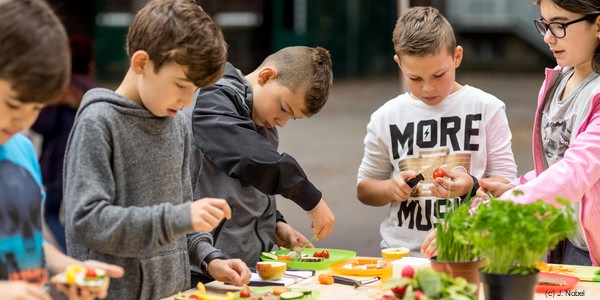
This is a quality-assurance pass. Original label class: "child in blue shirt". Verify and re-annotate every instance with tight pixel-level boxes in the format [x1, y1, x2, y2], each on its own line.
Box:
[0, 0, 123, 299]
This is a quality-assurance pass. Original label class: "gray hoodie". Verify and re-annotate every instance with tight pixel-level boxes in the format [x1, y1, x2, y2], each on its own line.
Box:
[63, 88, 219, 299]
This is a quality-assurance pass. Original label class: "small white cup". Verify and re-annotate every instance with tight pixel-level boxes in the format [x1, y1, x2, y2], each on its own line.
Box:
[391, 257, 431, 278]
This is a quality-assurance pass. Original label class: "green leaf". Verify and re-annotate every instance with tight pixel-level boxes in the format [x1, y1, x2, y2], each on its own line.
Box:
[416, 269, 443, 297]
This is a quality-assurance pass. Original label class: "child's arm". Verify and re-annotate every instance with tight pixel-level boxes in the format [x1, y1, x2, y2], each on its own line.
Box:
[191, 87, 323, 211]
[357, 170, 418, 206]
[0, 281, 51, 300]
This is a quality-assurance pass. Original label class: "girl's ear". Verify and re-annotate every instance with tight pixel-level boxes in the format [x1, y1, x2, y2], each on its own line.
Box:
[131, 50, 150, 74]
[257, 67, 277, 86]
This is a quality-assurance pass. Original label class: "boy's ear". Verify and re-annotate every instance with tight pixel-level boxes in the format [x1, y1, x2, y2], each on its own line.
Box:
[257, 67, 277, 86]
[131, 50, 150, 74]
[393, 55, 401, 67]
[595, 15, 600, 39]
[453, 46, 463, 68]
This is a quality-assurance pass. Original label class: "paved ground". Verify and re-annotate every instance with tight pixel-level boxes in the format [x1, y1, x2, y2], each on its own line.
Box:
[275, 71, 544, 257]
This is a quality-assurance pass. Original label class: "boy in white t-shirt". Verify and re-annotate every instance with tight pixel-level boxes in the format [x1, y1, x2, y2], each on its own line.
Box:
[356, 6, 517, 257]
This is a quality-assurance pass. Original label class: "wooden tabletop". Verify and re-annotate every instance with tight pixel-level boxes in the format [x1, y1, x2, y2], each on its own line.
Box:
[163, 269, 600, 300]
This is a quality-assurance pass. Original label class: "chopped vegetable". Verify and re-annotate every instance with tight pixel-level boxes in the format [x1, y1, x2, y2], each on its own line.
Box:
[318, 273, 334, 285]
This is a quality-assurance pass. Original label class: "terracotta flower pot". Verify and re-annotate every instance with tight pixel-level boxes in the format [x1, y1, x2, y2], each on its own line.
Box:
[430, 256, 482, 286]
[479, 269, 539, 300]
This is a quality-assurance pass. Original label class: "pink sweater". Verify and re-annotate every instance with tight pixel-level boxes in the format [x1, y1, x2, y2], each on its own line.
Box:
[504, 67, 600, 266]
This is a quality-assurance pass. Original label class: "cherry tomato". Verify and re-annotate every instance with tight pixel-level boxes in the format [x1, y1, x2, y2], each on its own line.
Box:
[85, 269, 97, 278]
[189, 295, 200, 300]
[432, 168, 445, 179]
[321, 249, 329, 258]
[239, 289, 251, 298]
[313, 251, 322, 258]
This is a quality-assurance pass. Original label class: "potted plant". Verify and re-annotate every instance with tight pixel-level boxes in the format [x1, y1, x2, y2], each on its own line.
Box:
[466, 191, 577, 300]
[430, 198, 482, 287]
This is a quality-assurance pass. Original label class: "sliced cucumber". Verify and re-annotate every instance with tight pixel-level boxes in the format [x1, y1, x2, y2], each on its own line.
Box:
[261, 252, 278, 260]
[293, 288, 312, 296]
[279, 291, 304, 300]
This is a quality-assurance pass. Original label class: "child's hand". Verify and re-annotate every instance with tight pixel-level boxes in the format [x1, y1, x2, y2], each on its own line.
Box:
[275, 222, 313, 249]
[429, 168, 472, 198]
[205, 258, 251, 286]
[306, 199, 335, 240]
[420, 228, 438, 258]
[0, 281, 51, 300]
[390, 170, 418, 201]
[190, 198, 232, 232]
[476, 178, 512, 199]
[53, 261, 124, 300]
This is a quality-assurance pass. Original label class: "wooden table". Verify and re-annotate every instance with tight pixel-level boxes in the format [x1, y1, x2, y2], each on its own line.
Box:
[163, 269, 600, 299]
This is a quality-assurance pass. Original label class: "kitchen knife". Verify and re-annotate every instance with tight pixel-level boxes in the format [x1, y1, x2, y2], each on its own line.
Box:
[405, 156, 445, 188]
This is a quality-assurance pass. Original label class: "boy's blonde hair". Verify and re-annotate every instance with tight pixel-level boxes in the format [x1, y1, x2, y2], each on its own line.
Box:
[260, 46, 333, 117]
[0, 0, 70, 103]
[392, 6, 456, 58]
[126, 0, 227, 88]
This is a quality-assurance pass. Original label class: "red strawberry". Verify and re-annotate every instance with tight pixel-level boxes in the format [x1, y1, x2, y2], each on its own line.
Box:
[401, 266, 415, 278]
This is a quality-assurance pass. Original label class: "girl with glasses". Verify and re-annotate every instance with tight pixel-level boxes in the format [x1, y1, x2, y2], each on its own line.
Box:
[424, 0, 600, 267]
[480, 0, 600, 266]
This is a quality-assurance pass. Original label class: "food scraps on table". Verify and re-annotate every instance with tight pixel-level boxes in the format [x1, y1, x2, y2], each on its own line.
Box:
[538, 277, 567, 286]
[299, 257, 324, 263]
[342, 258, 387, 270]
[535, 262, 575, 274]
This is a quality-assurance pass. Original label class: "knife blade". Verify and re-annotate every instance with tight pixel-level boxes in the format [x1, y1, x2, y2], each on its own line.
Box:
[405, 156, 445, 188]
[332, 275, 381, 288]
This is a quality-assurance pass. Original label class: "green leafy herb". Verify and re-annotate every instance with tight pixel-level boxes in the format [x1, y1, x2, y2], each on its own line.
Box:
[466, 196, 577, 275]
[435, 199, 478, 262]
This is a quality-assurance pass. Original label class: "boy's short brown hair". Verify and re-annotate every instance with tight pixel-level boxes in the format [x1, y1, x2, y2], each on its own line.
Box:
[260, 46, 333, 117]
[126, 0, 227, 88]
[0, 0, 70, 104]
[392, 6, 456, 58]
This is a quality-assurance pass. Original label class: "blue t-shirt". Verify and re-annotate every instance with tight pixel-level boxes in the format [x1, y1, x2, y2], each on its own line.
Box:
[0, 133, 47, 285]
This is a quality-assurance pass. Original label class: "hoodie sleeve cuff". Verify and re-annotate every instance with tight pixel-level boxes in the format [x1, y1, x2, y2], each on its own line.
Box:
[291, 181, 322, 211]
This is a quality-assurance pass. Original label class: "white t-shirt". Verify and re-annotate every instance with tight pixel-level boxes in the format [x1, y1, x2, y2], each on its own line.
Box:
[357, 85, 517, 256]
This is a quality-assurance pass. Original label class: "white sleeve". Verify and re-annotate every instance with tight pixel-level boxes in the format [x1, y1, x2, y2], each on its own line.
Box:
[357, 112, 394, 184]
[484, 101, 518, 179]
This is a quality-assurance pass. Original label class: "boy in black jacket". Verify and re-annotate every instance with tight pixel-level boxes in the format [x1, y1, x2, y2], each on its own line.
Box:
[184, 46, 335, 270]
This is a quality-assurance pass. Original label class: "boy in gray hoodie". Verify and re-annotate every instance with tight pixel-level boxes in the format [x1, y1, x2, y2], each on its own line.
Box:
[63, 0, 251, 298]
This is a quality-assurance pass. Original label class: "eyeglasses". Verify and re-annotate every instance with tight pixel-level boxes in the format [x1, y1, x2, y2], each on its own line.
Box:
[534, 14, 599, 38]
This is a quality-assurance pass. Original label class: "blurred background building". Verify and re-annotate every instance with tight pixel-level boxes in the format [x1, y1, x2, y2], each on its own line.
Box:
[46, 0, 555, 83]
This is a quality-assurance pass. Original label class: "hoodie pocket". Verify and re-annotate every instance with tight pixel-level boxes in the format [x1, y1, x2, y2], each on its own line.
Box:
[139, 249, 190, 299]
